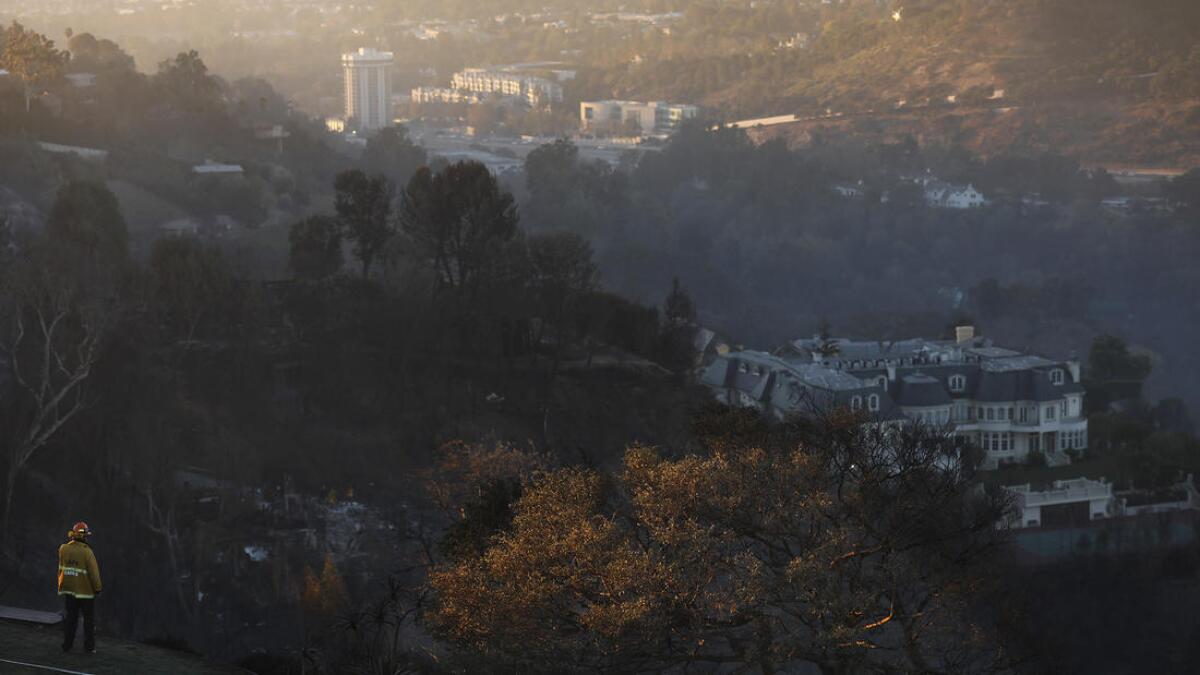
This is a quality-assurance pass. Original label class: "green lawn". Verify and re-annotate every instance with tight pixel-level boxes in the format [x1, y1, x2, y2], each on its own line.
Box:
[0, 621, 245, 674]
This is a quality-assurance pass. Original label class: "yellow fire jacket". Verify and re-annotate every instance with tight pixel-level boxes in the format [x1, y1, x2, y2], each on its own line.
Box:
[58, 540, 102, 599]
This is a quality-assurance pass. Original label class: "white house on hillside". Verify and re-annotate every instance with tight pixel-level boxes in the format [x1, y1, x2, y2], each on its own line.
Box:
[925, 181, 987, 209]
[701, 327, 1087, 469]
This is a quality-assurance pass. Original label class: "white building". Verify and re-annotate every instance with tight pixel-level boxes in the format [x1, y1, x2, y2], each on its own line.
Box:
[410, 86, 486, 105]
[580, 100, 699, 135]
[342, 48, 394, 133]
[1002, 475, 1200, 529]
[924, 181, 987, 209]
[450, 68, 562, 108]
[701, 326, 1088, 469]
[1003, 478, 1113, 529]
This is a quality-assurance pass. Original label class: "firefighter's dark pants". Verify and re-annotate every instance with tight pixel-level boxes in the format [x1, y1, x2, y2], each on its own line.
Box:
[62, 595, 95, 652]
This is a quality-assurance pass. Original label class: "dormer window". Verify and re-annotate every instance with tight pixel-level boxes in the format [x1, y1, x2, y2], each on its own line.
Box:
[867, 394, 880, 412]
[949, 374, 966, 392]
[738, 362, 748, 373]
[1050, 369, 1064, 386]
[851, 395, 863, 411]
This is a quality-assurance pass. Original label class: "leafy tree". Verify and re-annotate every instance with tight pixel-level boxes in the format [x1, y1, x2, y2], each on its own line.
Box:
[1152, 398, 1194, 436]
[0, 22, 69, 111]
[664, 276, 697, 327]
[302, 554, 350, 644]
[1085, 334, 1153, 412]
[523, 139, 629, 234]
[398, 161, 519, 294]
[427, 440, 551, 562]
[525, 232, 598, 370]
[153, 50, 223, 114]
[66, 32, 135, 73]
[430, 409, 1009, 673]
[362, 125, 428, 188]
[44, 181, 129, 292]
[659, 277, 698, 373]
[466, 102, 505, 136]
[334, 169, 393, 278]
[525, 138, 579, 199]
[228, 77, 291, 124]
[149, 235, 232, 342]
[288, 215, 343, 281]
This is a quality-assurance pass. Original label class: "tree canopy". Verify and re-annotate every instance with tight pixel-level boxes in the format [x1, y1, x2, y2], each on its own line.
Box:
[153, 49, 224, 114]
[398, 161, 519, 294]
[0, 21, 70, 110]
[289, 215, 344, 281]
[362, 125, 428, 189]
[431, 408, 1010, 673]
[334, 169, 393, 278]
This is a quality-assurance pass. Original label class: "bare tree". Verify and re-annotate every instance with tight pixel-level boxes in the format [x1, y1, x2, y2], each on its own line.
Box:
[141, 481, 193, 617]
[0, 262, 108, 549]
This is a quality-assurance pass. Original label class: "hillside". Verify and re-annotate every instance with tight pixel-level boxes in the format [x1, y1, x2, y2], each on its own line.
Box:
[746, 98, 1200, 167]
[0, 620, 245, 674]
[587, 0, 1200, 164]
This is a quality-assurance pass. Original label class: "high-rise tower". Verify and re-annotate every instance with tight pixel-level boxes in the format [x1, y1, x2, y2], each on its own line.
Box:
[342, 48, 394, 133]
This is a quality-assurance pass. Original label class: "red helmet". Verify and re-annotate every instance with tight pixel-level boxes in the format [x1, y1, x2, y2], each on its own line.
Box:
[69, 522, 92, 538]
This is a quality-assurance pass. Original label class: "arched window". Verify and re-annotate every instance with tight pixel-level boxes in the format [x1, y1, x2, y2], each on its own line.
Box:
[877, 376, 887, 389]
[867, 394, 880, 412]
[1050, 369, 1064, 385]
[850, 396, 863, 411]
[949, 374, 966, 392]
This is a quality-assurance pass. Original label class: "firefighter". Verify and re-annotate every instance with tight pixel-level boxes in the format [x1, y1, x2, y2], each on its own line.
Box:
[58, 521, 102, 654]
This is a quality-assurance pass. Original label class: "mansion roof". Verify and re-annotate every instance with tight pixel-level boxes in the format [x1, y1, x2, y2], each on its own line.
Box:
[703, 333, 1083, 417]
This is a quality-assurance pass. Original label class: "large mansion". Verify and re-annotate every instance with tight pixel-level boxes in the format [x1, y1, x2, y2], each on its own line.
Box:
[701, 327, 1087, 469]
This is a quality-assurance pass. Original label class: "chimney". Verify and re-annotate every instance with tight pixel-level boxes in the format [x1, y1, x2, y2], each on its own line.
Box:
[886, 363, 896, 382]
[1067, 359, 1081, 383]
[955, 325, 976, 344]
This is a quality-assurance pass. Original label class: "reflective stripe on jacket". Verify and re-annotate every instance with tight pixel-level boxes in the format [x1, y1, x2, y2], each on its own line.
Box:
[58, 540, 102, 599]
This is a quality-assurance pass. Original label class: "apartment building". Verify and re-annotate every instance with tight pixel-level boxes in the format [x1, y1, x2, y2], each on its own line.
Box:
[580, 100, 699, 135]
[449, 68, 563, 107]
[342, 48, 394, 132]
[410, 86, 486, 105]
[700, 327, 1087, 468]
